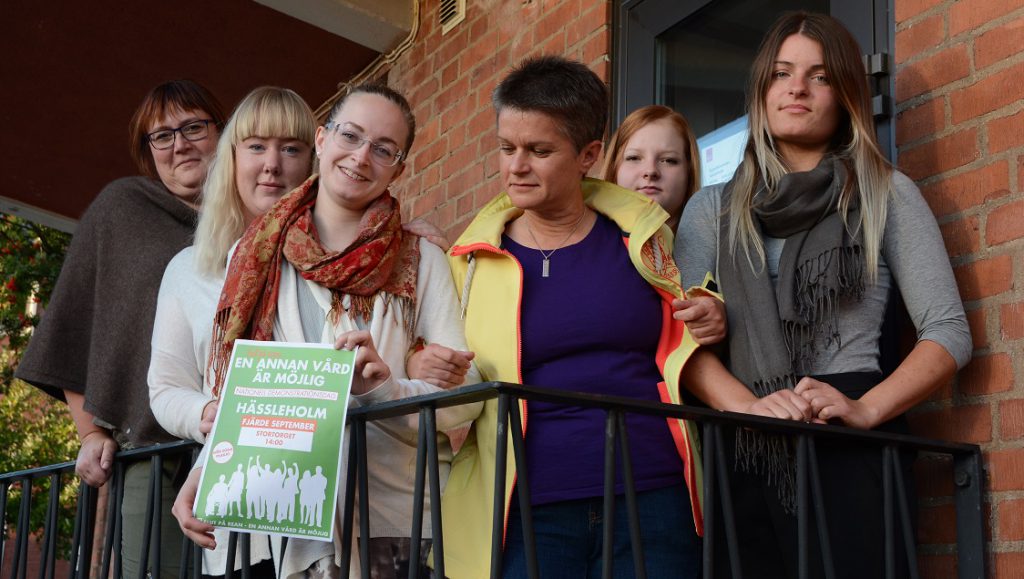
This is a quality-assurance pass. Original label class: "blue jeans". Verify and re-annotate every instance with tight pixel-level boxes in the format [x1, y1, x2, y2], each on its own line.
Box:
[502, 484, 700, 579]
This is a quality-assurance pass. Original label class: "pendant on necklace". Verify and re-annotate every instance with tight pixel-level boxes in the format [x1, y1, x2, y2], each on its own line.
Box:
[541, 258, 550, 278]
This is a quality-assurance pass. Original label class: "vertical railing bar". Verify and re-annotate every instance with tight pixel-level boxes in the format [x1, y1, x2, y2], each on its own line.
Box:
[82, 482, 99, 579]
[16, 478, 33, 579]
[136, 460, 158, 579]
[188, 447, 202, 579]
[67, 482, 83, 579]
[176, 524, 190, 579]
[224, 533, 238, 579]
[0, 482, 8, 577]
[339, 420, 359, 577]
[81, 482, 98, 579]
[424, 407, 445, 579]
[713, 427, 742, 579]
[407, 409, 429, 579]
[601, 410, 618, 579]
[883, 446, 895, 579]
[240, 533, 251, 579]
[488, 393, 511, 579]
[507, 399, 537, 579]
[191, 542, 202, 579]
[9, 480, 22, 579]
[797, 436, 809, 579]
[891, 451, 921, 579]
[113, 461, 125, 579]
[701, 423, 717, 579]
[114, 461, 126, 579]
[806, 438, 835, 579]
[38, 476, 56, 579]
[953, 450, 986, 579]
[616, 412, 646, 579]
[102, 465, 125, 579]
[44, 474, 61, 579]
[152, 455, 163, 579]
[356, 419, 370, 579]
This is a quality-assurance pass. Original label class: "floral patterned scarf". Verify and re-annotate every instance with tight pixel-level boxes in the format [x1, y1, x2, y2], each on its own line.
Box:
[208, 175, 419, 396]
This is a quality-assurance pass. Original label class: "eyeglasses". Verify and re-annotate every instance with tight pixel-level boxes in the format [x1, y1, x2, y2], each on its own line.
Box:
[147, 120, 215, 150]
[324, 122, 405, 167]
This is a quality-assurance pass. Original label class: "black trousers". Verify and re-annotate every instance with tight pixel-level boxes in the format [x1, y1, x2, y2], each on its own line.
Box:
[710, 372, 917, 579]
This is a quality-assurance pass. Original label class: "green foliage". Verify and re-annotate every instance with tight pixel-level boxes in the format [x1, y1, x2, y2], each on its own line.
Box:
[0, 378, 80, 470]
[1, 212, 76, 556]
[0, 379, 80, 557]
[1, 212, 71, 387]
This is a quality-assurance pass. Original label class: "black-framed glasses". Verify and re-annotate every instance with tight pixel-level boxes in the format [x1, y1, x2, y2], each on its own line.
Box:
[324, 122, 405, 167]
[147, 120, 215, 150]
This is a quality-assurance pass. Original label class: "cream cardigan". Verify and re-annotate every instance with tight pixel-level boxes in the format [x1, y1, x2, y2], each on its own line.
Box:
[168, 238, 481, 578]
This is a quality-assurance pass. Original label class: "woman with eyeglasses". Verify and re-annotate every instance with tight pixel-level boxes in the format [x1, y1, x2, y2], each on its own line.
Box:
[147, 86, 316, 578]
[171, 83, 481, 579]
[16, 79, 225, 579]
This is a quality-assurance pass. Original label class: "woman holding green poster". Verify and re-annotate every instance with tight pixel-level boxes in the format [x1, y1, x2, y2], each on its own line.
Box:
[149, 85, 317, 578]
[171, 83, 481, 579]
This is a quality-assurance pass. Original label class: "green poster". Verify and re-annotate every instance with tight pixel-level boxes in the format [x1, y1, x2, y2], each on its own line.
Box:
[194, 339, 355, 541]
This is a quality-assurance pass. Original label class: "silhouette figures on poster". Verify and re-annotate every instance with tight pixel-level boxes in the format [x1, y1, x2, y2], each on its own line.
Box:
[204, 455, 327, 528]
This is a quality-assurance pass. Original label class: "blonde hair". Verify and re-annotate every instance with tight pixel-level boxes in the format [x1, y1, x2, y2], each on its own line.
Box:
[603, 105, 701, 205]
[193, 87, 316, 276]
[728, 11, 893, 280]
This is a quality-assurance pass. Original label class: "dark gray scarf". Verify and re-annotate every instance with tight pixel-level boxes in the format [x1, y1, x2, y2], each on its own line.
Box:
[718, 156, 865, 506]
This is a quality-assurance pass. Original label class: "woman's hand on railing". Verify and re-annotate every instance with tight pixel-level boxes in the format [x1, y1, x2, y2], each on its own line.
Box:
[76, 430, 117, 487]
[743, 389, 819, 423]
[795, 377, 880, 430]
[407, 343, 475, 389]
[672, 296, 726, 345]
[172, 467, 218, 549]
[336, 330, 392, 395]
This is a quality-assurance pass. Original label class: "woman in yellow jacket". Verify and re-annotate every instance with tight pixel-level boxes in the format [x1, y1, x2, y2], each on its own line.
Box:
[439, 56, 719, 579]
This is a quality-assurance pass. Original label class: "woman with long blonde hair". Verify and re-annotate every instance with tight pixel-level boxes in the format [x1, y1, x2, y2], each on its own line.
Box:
[171, 83, 481, 579]
[676, 11, 970, 578]
[148, 85, 316, 577]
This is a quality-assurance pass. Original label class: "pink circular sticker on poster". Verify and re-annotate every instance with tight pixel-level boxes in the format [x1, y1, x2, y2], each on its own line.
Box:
[211, 441, 234, 464]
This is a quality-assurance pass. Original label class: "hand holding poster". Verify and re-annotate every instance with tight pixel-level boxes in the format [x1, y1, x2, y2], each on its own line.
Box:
[194, 340, 355, 541]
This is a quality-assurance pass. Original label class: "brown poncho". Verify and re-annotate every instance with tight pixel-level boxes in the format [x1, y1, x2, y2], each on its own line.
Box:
[16, 176, 197, 447]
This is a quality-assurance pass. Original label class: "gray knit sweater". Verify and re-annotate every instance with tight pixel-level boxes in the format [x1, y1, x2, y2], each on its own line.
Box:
[675, 170, 971, 374]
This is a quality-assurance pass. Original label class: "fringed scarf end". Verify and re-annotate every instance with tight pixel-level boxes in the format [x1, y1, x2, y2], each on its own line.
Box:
[737, 374, 799, 513]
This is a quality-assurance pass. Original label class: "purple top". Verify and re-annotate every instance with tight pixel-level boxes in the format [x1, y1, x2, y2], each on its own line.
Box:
[504, 213, 684, 505]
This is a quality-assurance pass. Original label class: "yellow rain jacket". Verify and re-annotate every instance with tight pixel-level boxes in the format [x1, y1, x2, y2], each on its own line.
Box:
[440, 178, 708, 578]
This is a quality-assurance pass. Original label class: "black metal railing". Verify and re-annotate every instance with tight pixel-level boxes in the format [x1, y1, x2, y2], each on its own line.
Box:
[0, 441, 199, 579]
[1, 382, 986, 579]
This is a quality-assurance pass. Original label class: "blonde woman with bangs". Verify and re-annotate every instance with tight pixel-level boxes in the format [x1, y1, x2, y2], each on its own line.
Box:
[676, 11, 970, 578]
[148, 86, 316, 577]
[191, 87, 319, 277]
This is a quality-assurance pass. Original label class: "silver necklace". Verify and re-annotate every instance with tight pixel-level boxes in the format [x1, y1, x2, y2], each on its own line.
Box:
[525, 210, 587, 278]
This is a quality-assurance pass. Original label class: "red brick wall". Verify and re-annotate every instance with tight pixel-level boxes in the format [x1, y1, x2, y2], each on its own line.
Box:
[385, 0, 1023, 576]
[895, 0, 1024, 576]
[387, 0, 611, 240]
